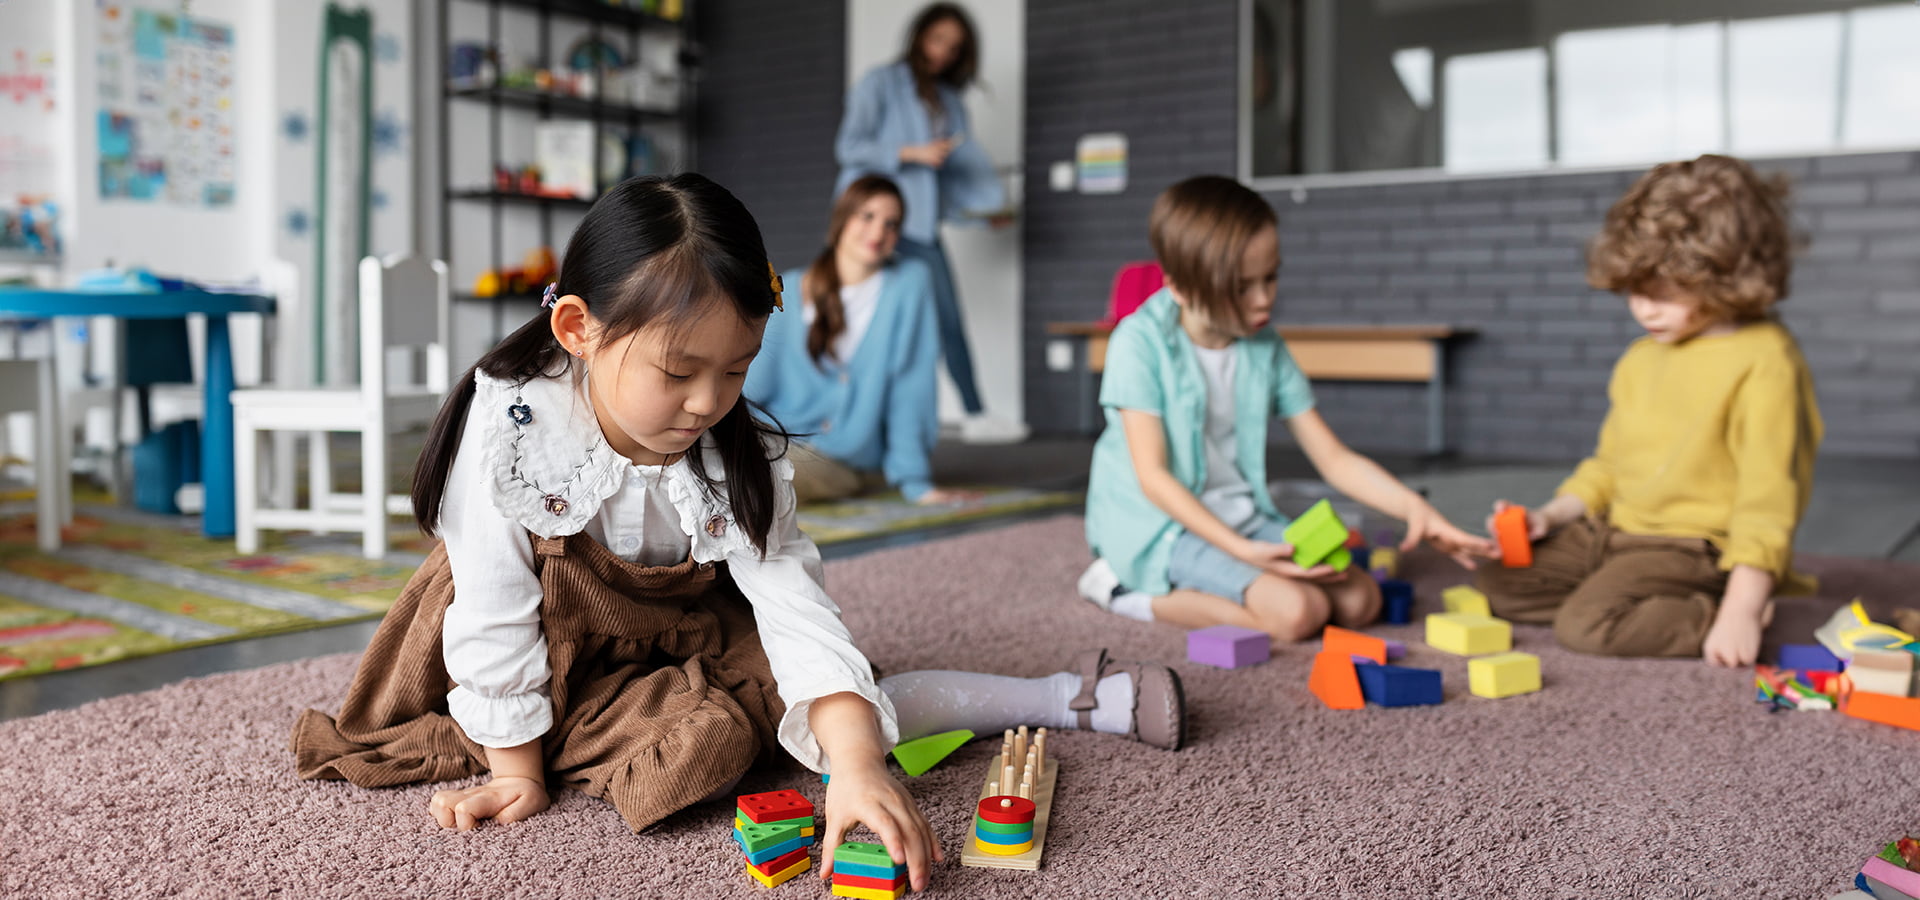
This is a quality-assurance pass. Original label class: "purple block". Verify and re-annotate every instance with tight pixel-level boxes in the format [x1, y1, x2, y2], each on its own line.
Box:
[1778, 643, 1841, 673]
[1188, 625, 1271, 669]
[1384, 639, 1406, 661]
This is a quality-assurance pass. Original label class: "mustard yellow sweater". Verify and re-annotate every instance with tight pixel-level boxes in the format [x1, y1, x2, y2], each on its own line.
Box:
[1557, 320, 1823, 589]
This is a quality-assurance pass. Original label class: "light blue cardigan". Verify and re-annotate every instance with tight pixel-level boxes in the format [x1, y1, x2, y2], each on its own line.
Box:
[835, 61, 1005, 244]
[746, 259, 942, 502]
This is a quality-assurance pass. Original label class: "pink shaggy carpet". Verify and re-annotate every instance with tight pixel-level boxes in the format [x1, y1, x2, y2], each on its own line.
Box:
[4, 514, 1918, 899]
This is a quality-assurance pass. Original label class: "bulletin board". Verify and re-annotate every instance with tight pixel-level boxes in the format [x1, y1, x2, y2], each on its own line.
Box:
[94, 4, 237, 206]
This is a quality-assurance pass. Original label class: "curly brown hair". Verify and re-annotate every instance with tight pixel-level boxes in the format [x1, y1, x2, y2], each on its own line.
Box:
[1587, 154, 1795, 322]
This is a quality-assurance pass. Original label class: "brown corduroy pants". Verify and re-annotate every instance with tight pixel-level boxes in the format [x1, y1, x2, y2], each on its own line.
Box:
[291, 532, 785, 832]
[1475, 517, 1728, 658]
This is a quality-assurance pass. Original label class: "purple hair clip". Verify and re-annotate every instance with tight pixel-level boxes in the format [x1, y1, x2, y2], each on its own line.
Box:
[540, 282, 559, 309]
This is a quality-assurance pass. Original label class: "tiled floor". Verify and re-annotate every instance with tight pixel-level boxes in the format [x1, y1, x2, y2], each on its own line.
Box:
[3, 439, 1915, 722]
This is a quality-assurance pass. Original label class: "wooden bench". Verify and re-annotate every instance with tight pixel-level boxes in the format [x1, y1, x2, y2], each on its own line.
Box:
[1044, 322, 1474, 454]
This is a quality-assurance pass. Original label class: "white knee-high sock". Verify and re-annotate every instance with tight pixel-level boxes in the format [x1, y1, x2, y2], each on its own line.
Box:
[878, 670, 1135, 742]
[1109, 590, 1155, 622]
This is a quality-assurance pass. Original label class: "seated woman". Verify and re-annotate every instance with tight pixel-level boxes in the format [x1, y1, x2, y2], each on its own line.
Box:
[748, 175, 977, 506]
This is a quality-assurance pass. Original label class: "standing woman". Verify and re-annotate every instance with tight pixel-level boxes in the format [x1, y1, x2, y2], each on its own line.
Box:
[748, 175, 978, 506]
[834, 2, 1025, 444]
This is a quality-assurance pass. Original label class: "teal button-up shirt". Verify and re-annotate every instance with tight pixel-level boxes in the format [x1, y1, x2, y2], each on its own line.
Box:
[1085, 288, 1317, 595]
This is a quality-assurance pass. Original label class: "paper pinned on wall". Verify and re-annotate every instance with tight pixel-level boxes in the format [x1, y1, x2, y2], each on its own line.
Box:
[96, 5, 237, 206]
[1075, 132, 1127, 194]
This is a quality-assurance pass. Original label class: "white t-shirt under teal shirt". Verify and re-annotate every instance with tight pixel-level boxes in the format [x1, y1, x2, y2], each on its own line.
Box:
[1191, 339, 1259, 532]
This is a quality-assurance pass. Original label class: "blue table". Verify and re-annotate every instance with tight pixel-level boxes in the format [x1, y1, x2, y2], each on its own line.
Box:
[0, 287, 276, 538]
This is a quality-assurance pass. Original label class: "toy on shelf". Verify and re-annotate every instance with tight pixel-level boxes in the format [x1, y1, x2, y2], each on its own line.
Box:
[733, 789, 816, 888]
[1492, 506, 1533, 568]
[1468, 652, 1541, 699]
[1425, 613, 1512, 656]
[1283, 500, 1351, 570]
[1188, 624, 1269, 669]
[1355, 662, 1443, 707]
[960, 726, 1058, 871]
[831, 841, 907, 899]
[1380, 579, 1414, 625]
[1308, 651, 1364, 710]
[891, 729, 973, 777]
[471, 246, 558, 298]
[1442, 585, 1491, 616]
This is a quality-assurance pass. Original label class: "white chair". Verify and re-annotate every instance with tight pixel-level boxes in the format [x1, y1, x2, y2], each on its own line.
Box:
[233, 254, 450, 559]
[0, 357, 68, 551]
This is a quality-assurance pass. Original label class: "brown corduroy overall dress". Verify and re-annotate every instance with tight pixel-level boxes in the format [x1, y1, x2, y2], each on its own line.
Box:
[290, 530, 786, 832]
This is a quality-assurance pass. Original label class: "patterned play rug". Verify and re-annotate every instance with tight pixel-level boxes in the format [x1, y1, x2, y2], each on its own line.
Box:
[0, 486, 1078, 682]
[0, 511, 416, 681]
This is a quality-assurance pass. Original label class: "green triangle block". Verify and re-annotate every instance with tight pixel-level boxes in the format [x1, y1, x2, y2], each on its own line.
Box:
[890, 729, 975, 776]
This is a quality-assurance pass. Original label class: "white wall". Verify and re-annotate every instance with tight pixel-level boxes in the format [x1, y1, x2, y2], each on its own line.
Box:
[847, 0, 1024, 425]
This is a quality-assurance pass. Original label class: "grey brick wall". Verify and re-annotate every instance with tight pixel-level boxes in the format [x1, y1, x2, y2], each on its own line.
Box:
[1024, 0, 1920, 461]
[693, 0, 843, 269]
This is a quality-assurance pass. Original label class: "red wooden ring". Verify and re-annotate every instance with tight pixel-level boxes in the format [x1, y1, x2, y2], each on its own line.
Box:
[976, 795, 1037, 824]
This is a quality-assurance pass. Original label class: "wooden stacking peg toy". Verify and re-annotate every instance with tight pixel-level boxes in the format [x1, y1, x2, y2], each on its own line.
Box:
[962, 726, 1058, 870]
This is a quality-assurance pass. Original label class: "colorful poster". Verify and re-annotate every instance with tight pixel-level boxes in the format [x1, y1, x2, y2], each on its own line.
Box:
[95, 3, 236, 206]
[1075, 132, 1127, 194]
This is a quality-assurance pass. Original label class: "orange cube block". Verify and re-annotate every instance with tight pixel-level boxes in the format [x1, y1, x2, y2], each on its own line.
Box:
[1322, 625, 1387, 664]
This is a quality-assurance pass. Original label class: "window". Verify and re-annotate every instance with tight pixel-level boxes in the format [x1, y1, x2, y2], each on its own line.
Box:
[1242, 0, 1920, 182]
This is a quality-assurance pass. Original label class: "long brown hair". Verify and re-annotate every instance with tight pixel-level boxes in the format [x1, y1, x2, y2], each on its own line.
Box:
[804, 175, 905, 364]
[902, 3, 978, 111]
[412, 174, 790, 555]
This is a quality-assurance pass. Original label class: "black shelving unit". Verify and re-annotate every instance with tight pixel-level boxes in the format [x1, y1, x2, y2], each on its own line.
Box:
[439, 0, 693, 342]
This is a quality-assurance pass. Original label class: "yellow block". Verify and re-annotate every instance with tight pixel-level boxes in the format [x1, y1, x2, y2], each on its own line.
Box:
[1368, 547, 1399, 576]
[1426, 612, 1511, 656]
[1468, 652, 1541, 698]
[1442, 585, 1491, 616]
[831, 883, 905, 900]
[747, 856, 810, 888]
[973, 837, 1035, 857]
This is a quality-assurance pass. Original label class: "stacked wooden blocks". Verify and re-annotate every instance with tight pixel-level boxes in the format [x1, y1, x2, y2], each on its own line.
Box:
[1839, 644, 1920, 730]
[830, 841, 907, 899]
[734, 789, 816, 888]
[1315, 626, 1443, 708]
[960, 726, 1058, 870]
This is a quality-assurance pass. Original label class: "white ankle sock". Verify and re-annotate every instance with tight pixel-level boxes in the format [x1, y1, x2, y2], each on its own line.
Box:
[1109, 591, 1155, 622]
[878, 670, 1136, 739]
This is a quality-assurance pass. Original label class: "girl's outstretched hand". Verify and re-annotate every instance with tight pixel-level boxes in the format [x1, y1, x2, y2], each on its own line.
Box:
[1401, 502, 1497, 569]
[429, 775, 550, 831]
[820, 759, 941, 892]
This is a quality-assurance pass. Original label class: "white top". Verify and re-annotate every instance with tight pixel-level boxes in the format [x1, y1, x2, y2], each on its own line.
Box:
[1191, 341, 1258, 532]
[437, 367, 898, 772]
[802, 271, 885, 365]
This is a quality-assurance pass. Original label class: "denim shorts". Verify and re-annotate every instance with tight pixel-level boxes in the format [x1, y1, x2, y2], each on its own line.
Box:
[1166, 516, 1292, 604]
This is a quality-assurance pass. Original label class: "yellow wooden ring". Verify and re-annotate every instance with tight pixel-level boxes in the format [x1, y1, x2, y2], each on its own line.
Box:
[974, 837, 1034, 856]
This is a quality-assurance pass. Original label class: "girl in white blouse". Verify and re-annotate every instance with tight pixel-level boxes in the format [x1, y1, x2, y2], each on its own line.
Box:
[292, 174, 1184, 892]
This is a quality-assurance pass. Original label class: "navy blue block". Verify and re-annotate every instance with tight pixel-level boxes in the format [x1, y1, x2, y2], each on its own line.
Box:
[1351, 546, 1372, 571]
[1356, 664, 1443, 707]
[1778, 643, 1841, 673]
[1380, 579, 1415, 625]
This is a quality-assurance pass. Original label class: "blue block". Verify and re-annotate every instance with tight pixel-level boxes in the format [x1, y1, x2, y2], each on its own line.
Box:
[1380, 579, 1414, 625]
[1351, 546, 1372, 571]
[1355, 664, 1443, 707]
[1778, 643, 1841, 673]
[830, 858, 906, 881]
[744, 834, 813, 865]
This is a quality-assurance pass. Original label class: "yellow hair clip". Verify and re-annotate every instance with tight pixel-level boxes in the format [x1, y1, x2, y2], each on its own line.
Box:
[768, 262, 785, 311]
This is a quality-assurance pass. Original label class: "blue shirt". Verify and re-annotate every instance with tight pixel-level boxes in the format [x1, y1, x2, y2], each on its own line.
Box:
[835, 62, 1005, 244]
[1086, 289, 1318, 595]
[746, 260, 942, 502]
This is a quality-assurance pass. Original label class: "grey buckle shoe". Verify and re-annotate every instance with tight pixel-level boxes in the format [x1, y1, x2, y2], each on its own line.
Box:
[1065, 648, 1186, 751]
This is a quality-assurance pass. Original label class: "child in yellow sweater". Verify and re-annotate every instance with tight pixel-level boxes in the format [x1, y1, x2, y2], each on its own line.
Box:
[1477, 154, 1822, 667]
